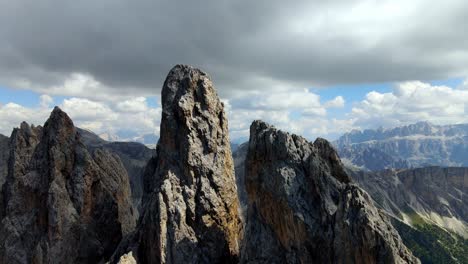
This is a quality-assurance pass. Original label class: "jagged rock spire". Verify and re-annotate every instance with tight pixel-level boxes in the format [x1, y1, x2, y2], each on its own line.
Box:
[241, 120, 419, 264]
[121, 65, 241, 264]
[0, 107, 136, 263]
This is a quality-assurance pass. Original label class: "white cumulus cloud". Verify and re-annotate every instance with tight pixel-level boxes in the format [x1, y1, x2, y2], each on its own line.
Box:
[324, 96, 345, 108]
[350, 81, 468, 129]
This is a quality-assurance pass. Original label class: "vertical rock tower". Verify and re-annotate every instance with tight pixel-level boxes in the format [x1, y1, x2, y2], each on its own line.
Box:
[134, 65, 241, 263]
[0, 107, 136, 264]
[241, 120, 419, 264]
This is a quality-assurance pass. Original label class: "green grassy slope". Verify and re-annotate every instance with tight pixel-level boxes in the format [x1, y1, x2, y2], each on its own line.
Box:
[392, 218, 468, 264]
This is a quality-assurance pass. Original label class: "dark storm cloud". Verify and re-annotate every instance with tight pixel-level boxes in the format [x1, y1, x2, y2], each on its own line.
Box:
[0, 0, 467, 98]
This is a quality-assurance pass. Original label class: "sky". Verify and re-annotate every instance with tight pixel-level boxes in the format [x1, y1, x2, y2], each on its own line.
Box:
[0, 0, 467, 143]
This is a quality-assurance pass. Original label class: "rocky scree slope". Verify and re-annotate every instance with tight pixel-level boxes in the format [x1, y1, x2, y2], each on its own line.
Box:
[240, 120, 419, 264]
[350, 167, 468, 238]
[113, 65, 241, 264]
[0, 107, 136, 264]
[348, 167, 468, 263]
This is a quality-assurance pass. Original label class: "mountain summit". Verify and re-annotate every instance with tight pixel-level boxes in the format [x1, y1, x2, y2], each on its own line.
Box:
[0, 107, 136, 263]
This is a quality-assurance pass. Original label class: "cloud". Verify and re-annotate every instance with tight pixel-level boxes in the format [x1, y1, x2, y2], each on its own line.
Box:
[324, 96, 345, 108]
[60, 97, 161, 138]
[350, 81, 468, 128]
[0, 0, 467, 100]
[231, 88, 322, 110]
[225, 88, 350, 142]
[0, 95, 162, 140]
[115, 97, 149, 113]
[227, 78, 468, 141]
[3, 79, 468, 144]
[59, 98, 118, 133]
[39, 94, 53, 108]
[13, 73, 144, 101]
[0, 103, 50, 135]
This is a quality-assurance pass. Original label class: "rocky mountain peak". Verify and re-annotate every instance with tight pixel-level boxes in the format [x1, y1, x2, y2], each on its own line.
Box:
[0, 107, 136, 263]
[116, 65, 241, 263]
[241, 120, 419, 263]
[13, 121, 43, 147]
[46, 106, 74, 130]
[41, 106, 76, 145]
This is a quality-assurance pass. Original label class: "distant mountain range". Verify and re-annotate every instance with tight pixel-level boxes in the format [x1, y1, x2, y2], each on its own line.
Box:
[332, 121, 468, 263]
[97, 131, 158, 148]
[335, 121, 468, 171]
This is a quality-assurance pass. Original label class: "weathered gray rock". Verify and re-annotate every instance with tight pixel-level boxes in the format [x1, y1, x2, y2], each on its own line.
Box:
[0, 107, 136, 264]
[241, 120, 419, 264]
[115, 65, 241, 264]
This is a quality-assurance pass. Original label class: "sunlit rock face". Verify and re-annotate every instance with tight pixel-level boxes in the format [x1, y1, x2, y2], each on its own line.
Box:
[240, 120, 419, 264]
[0, 107, 136, 264]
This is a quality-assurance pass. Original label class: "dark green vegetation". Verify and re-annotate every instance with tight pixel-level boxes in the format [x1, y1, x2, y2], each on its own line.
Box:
[392, 219, 468, 264]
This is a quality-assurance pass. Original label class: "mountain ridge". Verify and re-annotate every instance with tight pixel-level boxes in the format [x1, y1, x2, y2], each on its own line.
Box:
[335, 121, 468, 171]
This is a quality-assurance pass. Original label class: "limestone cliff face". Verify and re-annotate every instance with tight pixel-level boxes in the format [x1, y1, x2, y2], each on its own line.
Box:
[0, 107, 136, 264]
[241, 120, 419, 264]
[122, 65, 241, 263]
